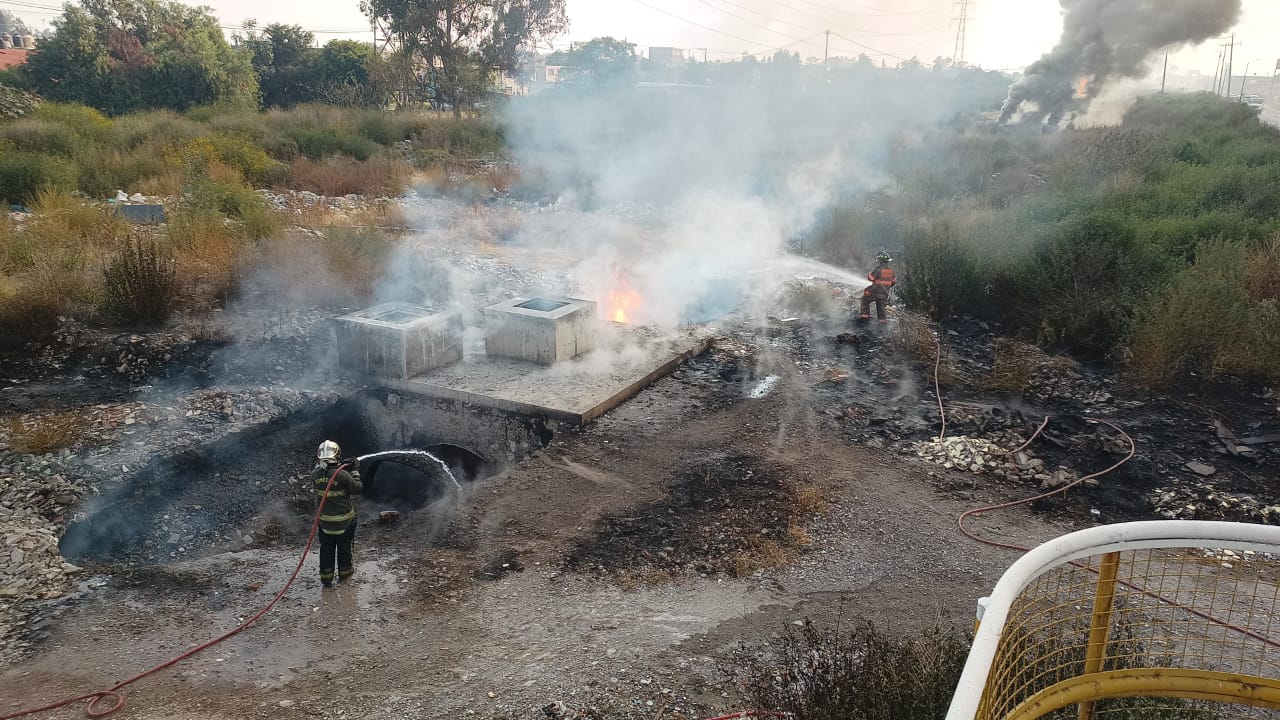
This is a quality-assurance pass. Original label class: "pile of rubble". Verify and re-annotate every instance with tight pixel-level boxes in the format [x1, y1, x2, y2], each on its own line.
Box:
[258, 189, 396, 218]
[0, 518, 82, 601]
[911, 434, 1082, 489]
[1154, 485, 1280, 525]
[0, 449, 89, 662]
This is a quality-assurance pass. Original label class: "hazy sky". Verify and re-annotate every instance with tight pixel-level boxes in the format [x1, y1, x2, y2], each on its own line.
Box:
[7, 0, 1279, 77]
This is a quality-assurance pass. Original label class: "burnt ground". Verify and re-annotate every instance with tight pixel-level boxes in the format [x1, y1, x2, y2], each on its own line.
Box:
[1, 303, 1279, 719]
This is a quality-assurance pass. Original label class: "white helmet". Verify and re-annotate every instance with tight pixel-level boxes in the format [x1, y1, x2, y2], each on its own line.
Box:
[317, 440, 341, 462]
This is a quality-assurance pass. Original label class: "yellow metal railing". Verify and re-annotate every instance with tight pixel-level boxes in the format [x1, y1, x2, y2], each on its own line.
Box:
[947, 521, 1280, 720]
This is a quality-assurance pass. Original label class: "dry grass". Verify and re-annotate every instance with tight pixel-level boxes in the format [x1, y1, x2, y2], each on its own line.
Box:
[25, 189, 127, 249]
[0, 213, 14, 273]
[983, 337, 1037, 392]
[5, 411, 92, 454]
[134, 168, 185, 198]
[728, 622, 972, 720]
[1246, 236, 1280, 302]
[288, 199, 407, 232]
[790, 483, 826, 515]
[286, 156, 413, 198]
[892, 311, 967, 386]
[476, 163, 520, 193]
[787, 522, 815, 548]
[980, 338, 1078, 393]
[103, 236, 178, 325]
[239, 225, 392, 308]
[168, 212, 246, 310]
[733, 536, 790, 577]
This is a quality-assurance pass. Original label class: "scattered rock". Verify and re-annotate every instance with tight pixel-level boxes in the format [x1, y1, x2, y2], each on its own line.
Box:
[1186, 462, 1217, 477]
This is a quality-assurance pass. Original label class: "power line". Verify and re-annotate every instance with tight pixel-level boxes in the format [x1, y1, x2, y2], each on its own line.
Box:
[697, 0, 820, 34]
[787, 0, 951, 18]
[0, 0, 62, 10]
[828, 31, 908, 61]
[626, 0, 778, 49]
[741, 30, 827, 58]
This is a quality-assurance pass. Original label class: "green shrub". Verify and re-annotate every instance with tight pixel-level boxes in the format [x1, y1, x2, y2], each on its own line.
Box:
[411, 115, 506, 157]
[0, 117, 88, 156]
[103, 237, 178, 325]
[1132, 239, 1280, 386]
[286, 127, 380, 161]
[114, 110, 204, 149]
[1010, 211, 1173, 358]
[357, 112, 410, 146]
[208, 133, 286, 186]
[28, 103, 113, 142]
[0, 149, 78, 205]
[898, 224, 984, 319]
[236, 201, 282, 240]
[183, 172, 273, 221]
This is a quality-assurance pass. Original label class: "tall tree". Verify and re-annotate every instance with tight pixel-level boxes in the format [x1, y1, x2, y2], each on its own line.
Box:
[23, 0, 257, 114]
[240, 22, 317, 107]
[360, 0, 567, 112]
[0, 9, 31, 35]
[313, 39, 379, 106]
[557, 36, 636, 86]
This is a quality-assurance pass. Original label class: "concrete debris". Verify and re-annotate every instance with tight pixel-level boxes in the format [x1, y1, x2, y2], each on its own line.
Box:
[913, 435, 1007, 475]
[1185, 461, 1217, 477]
[1154, 485, 1280, 525]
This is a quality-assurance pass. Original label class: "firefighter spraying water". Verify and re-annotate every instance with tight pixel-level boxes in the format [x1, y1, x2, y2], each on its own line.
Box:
[311, 441, 363, 588]
[857, 251, 896, 324]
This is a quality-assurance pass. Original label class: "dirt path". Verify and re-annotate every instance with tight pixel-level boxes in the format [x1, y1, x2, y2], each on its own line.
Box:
[0, 363, 1079, 720]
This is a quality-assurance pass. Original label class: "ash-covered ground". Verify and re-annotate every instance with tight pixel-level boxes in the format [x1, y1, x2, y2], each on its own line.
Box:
[2, 195, 1279, 720]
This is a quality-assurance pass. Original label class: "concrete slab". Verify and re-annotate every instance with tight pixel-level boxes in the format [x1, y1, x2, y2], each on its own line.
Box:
[388, 329, 712, 426]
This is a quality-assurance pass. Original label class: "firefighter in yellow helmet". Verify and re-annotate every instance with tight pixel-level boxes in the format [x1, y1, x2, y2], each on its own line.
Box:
[312, 440, 363, 588]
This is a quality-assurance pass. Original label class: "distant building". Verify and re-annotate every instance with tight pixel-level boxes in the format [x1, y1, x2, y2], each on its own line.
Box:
[648, 47, 685, 66]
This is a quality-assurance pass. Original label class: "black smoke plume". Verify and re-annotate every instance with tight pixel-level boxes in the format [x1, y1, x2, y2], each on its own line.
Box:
[999, 0, 1242, 125]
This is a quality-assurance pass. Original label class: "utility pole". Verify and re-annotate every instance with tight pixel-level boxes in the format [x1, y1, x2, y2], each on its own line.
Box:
[823, 29, 830, 66]
[1212, 49, 1224, 95]
[952, 0, 970, 66]
[1161, 52, 1168, 93]
[1227, 33, 1236, 97]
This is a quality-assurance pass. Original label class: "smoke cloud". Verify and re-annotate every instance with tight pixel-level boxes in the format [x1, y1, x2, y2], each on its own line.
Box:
[999, 0, 1241, 125]
[375, 63, 1009, 334]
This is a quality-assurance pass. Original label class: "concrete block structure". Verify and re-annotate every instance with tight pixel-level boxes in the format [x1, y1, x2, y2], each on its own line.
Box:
[336, 302, 463, 380]
[116, 204, 167, 225]
[483, 297, 596, 365]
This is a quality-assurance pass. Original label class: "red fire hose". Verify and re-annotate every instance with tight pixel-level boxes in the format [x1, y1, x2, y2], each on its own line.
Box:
[0, 463, 351, 720]
[926, 338, 1280, 650]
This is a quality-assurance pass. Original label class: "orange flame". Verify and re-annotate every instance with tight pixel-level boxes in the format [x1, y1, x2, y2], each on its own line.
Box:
[608, 275, 640, 324]
[1076, 76, 1089, 97]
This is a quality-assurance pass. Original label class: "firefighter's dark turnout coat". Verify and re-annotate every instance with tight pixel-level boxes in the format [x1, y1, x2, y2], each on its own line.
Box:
[312, 462, 362, 535]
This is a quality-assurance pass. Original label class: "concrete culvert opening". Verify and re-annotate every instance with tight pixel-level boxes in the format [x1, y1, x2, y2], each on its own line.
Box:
[359, 445, 489, 510]
[56, 391, 542, 565]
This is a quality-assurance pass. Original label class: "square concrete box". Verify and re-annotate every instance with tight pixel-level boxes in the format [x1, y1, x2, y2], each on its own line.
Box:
[336, 302, 463, 380]
[484, 296, 597, 365]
